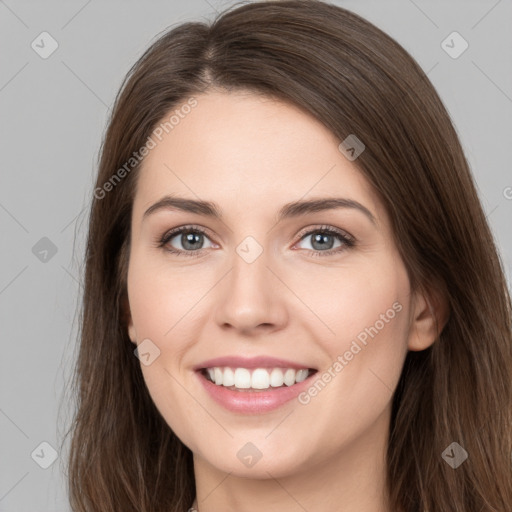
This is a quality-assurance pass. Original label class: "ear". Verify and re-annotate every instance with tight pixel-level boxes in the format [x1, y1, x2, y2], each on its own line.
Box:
[407, 284, 450, 351]
[121, 294, 137, 345]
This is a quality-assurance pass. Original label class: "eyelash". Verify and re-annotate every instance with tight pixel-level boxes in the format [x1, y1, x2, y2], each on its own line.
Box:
[156, 224, 355, 259]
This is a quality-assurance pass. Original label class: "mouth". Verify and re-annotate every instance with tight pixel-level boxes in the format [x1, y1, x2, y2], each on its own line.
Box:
[195, 361, 318, 414]
[199, 366, 318, 392]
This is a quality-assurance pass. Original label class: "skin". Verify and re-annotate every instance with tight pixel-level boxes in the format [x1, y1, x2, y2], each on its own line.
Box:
[126, 90, 445, 512]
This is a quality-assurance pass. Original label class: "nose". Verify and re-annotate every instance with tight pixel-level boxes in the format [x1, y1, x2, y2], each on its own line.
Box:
[214, 247, 289, 336]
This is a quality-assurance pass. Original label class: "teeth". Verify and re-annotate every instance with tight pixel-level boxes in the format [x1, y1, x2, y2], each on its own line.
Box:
[234, 368, 251, 388]
[283, 368, 296, 386]
[251, 368, 269, 389]
[270, 368, 284, 387]
[295, 369, 309, 382]
[223, 367, 235, 387]
[204, 367, 312, 390]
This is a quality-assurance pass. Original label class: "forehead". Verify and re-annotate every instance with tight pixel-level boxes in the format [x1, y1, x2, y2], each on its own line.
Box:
[133, 90, 384, 225]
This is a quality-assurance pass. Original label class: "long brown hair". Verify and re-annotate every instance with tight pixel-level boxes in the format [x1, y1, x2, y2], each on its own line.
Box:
[61, 1, 512, 510]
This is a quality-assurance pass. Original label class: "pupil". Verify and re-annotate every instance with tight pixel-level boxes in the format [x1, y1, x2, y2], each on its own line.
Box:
[312, 233, 333, 250]
[183, 232, 202, 250]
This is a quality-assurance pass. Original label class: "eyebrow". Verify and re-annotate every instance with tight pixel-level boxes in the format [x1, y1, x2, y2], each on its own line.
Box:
[143, 195, 377, 225]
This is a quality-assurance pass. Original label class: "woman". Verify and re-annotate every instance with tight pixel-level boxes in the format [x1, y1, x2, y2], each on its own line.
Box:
[63, 1, 512, 510]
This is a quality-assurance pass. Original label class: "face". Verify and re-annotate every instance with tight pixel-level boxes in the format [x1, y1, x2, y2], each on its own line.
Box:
[126, 90, 427, 480]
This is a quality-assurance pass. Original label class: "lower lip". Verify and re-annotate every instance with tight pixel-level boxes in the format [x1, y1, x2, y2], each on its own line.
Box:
[196, 370, 315, 414]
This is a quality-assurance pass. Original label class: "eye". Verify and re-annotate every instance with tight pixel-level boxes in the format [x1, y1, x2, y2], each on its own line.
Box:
[157, 225, 216, 257]
[156, 224, 355, 258]
[294, 226, 355, 256]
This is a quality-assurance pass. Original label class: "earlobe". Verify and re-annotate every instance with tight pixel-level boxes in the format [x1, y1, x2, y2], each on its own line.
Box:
[121, 296, 137, 345]
[127, 318, 137, 345]
[407, 285, 450, 351]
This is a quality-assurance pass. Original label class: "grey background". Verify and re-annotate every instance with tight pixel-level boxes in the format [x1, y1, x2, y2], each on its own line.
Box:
[1, 0, 511, 510]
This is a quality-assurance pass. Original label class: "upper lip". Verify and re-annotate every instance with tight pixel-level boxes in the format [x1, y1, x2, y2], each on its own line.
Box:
[193, 356, 315, 371]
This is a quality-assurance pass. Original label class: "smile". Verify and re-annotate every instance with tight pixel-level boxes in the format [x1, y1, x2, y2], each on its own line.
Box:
[194, 357, 318, 414]
[201, 366, 315, 391]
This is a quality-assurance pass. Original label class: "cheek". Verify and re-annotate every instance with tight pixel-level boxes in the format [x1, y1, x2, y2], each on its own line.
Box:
[291, 253, 409, 352]
[127, 263, 203, 448]
[127, 253, 203, 340]
[282, 254, 409, 458]
[297, 254, 411, 415]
